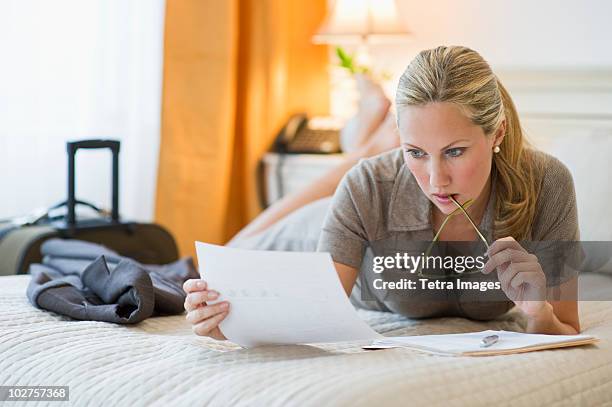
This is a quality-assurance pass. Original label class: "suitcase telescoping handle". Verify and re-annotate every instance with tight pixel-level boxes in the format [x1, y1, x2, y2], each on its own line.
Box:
[66, 139, 120, 226]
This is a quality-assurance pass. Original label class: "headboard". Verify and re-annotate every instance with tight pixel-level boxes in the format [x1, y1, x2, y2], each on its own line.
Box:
[499, 70, 612, 241]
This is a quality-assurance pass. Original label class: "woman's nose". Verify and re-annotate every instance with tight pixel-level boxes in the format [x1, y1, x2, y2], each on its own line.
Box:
[429, 160, 451, 189]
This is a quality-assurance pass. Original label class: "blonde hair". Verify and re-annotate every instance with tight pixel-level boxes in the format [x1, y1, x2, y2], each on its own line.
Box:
[395, 45, 540, 240]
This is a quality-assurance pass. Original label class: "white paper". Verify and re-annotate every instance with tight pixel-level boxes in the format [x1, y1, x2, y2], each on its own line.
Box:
[363, 330, 598, 355]
[195, 242, 383, 347]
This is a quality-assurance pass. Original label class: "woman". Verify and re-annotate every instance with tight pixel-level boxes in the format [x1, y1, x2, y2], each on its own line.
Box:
[184, 46, 581, 340]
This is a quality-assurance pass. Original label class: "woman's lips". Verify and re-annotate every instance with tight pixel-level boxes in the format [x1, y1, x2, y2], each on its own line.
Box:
[432, 193, 457, 204]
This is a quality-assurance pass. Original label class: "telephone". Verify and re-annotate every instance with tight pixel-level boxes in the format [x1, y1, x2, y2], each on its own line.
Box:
[273, 113, 342, 154]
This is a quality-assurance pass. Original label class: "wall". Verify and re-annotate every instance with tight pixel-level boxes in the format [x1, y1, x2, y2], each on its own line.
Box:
[0, 0, 165, 222]
[330, 0, 612, 117]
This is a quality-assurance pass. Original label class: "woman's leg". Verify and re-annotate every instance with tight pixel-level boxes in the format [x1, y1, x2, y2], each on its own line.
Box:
[228, 150, 364, 244]
[229, 93, 400, 244]
[339, 73, 392, 153]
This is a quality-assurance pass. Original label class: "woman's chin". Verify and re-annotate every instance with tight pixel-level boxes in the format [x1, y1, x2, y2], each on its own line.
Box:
[434, 203, 456, 215]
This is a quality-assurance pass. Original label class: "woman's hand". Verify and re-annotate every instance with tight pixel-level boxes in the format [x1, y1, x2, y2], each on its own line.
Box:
[483, 237, 548, 317]
[183, 279, 229, 340]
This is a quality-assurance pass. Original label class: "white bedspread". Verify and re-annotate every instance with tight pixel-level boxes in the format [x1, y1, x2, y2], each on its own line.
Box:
[1, 274, 611, 406]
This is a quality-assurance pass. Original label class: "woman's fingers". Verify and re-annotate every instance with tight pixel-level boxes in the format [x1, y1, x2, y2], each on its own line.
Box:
[497, 261, 528, 292]
[494, 261, 545, 300]
[483, 249, 532, 274]
[192, 310, 229, 338]
[185, 301, 230, 325]
[183, 290, 220, 312]
[183, 279, 230, 340]
[487, 236, 524, 257]
[183, 278, 207, 294]
[509, 267, 545, 290]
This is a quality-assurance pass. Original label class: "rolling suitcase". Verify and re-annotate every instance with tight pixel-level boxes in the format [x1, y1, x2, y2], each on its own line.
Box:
[0, 139, 179, 276]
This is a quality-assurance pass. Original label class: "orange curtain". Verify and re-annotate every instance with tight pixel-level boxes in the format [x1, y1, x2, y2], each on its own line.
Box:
[156, 0, 329, 258]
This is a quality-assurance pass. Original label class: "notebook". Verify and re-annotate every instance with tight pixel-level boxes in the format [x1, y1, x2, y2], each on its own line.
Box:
[362, 330, 599, 356]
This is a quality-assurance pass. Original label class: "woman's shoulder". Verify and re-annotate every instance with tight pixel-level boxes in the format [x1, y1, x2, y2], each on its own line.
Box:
[348, 147, 405, 183]
[322, 148, 406, 250]
[524, 148, 579, 240]
[524, 148, 575, 192]
[337, 148, 408, 225]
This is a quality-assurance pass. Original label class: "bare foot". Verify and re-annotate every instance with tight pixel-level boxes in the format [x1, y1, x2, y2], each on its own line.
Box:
[358, 113, 401, 158]
[340, 74, 391, 153]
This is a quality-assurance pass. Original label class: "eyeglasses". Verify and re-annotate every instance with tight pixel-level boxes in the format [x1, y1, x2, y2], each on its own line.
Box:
[415, 195, 490, 279]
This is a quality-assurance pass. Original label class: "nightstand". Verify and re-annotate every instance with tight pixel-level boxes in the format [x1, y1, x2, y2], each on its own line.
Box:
[260, 152, 346, 207]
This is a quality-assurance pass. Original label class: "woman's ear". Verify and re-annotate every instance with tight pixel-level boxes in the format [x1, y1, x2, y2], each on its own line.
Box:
[493, 119, 507, 147]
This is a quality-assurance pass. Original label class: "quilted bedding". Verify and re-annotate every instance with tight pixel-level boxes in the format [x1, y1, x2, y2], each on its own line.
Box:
[1, 274, 612, 406]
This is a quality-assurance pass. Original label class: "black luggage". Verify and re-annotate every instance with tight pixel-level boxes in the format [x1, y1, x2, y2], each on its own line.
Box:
[0, 139, 178, 276]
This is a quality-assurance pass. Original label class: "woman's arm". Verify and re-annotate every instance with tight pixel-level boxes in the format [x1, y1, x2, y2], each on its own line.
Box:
[525, 301, 580, 334]
[333, 261, 359, 297]
[485, 238, 581, 334]
[525, 276, 580, 334]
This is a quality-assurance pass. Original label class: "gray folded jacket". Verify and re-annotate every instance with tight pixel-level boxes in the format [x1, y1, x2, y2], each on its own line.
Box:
[26, 239, 198, 324]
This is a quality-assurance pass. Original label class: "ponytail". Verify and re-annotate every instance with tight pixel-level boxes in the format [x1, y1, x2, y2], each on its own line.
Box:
[492, 78, 540, 240]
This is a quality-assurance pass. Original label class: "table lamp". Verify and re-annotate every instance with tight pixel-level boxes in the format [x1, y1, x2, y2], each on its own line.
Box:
[312, 0, 410, 69]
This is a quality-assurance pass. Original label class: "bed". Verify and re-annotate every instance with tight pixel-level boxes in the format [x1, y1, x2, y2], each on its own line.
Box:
[1, 272, 612, 406]
[3, 70, 612, 406]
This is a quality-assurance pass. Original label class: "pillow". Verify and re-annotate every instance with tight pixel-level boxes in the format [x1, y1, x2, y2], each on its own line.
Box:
[547, 133, 612, 240]
[532, 131, 612, 273]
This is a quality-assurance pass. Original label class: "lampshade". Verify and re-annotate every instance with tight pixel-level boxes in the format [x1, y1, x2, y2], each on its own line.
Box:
[312, 0, 410, 44]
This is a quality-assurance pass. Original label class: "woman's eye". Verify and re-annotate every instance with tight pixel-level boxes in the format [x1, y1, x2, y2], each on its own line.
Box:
[405, 149, 425, 158]
[445, 147, 465, 158]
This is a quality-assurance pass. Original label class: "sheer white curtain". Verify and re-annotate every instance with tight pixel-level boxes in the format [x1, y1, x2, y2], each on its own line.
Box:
[0, 0, 165, 221]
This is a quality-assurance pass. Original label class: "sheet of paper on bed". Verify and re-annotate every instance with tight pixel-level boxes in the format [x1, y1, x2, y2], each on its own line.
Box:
[195, 242, 383, 347]
[363, 330, 599, 356]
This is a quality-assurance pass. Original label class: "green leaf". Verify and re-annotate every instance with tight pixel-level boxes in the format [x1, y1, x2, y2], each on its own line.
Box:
[335, 46, 355, 73]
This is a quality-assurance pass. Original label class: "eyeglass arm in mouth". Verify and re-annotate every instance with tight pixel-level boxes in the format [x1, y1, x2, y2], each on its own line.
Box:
[428, 195, 490, 258]
[448, 194, 490, 252]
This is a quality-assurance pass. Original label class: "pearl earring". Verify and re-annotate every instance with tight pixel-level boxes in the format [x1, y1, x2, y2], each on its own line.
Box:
[493, 145, 501, 153]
